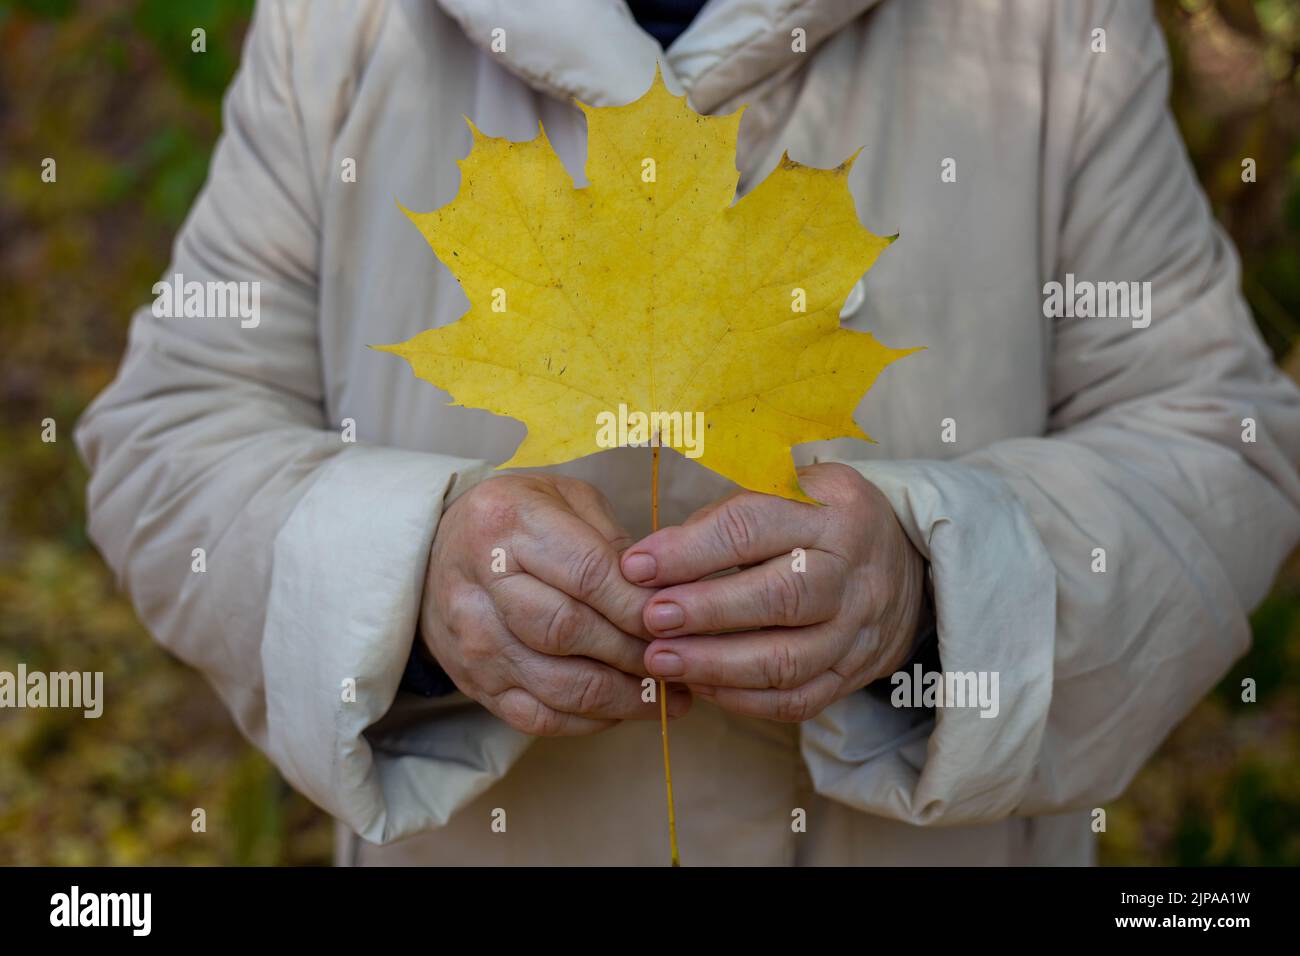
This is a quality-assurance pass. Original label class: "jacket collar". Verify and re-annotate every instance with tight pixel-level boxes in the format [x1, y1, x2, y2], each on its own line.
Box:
[435, 0, 884, 112]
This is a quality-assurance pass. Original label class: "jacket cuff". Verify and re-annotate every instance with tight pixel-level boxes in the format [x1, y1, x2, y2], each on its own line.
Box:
[800, 458, 1057, 825]
[260, 444, 530, 844]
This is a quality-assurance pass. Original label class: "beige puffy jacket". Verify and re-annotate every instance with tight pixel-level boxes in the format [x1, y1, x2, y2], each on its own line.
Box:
[77, 0, 1300, 864]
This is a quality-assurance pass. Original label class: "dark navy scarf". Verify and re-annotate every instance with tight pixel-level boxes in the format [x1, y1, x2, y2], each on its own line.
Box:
[626, 0, 709, 48]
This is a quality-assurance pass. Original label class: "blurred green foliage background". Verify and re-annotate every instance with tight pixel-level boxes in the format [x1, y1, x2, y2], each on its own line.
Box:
[1, 0, 1297, 865]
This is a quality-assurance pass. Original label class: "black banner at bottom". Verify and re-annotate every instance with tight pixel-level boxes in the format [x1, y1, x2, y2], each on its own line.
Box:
[0, 865, 1292, 940]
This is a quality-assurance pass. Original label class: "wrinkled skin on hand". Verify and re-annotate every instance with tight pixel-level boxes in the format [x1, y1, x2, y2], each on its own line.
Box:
[421, 474, 690, 736]
[623, 462, 929, 723]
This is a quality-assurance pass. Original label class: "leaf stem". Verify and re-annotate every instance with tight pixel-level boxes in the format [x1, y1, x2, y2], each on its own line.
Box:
[653, 444, 680, 867]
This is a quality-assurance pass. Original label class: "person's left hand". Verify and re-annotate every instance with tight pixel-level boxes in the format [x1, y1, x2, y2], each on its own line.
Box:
[620, 462, 930, 722]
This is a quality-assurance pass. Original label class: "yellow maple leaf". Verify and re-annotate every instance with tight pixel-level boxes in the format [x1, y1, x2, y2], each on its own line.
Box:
[377, 70, 916, 502]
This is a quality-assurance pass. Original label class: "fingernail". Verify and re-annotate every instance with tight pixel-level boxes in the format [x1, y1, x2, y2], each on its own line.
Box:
[650, 651, 685, 676]
[647, 602, 684, 631]
[623, 551, 657, 583]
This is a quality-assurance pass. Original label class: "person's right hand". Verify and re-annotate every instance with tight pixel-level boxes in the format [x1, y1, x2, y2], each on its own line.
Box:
[421, 474, 692, 736]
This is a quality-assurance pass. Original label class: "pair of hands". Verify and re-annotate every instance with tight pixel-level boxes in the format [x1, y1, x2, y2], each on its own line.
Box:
[419, 462, 930, 736]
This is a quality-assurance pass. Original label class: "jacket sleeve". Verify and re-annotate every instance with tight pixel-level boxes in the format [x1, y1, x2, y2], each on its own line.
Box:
[801, 2, 1300, 824]
[75, 0, 528, 844]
